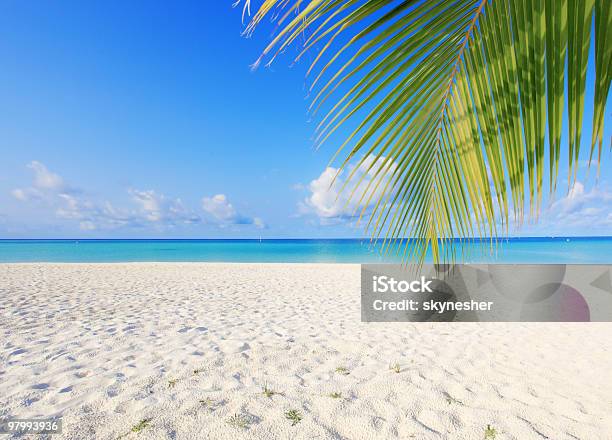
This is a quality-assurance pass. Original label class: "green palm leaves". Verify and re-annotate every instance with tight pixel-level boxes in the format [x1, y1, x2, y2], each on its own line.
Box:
[244, 0, 611, 263]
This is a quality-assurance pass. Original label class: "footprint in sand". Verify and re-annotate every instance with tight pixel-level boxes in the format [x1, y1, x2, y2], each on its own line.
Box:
[10, 348, 27, 357]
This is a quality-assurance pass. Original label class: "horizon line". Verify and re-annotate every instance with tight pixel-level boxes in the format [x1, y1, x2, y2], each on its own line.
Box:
[1, 236, 611, 241]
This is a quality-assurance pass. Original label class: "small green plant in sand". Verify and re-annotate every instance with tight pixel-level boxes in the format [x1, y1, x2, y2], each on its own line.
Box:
[484, 424, 497, 439]
[199, 397, 216, 409]
[335, 366, 350, 375]
[285, 409, 302, 426]
[262, 383, 278, 398]
[168, 379, 177, 388]
[445, 395, 463, 405]
[328, 392, 342, 399]
[227, 414, 250, 429]
[131, 419, 151, 433]
[389, 362, 401, 373]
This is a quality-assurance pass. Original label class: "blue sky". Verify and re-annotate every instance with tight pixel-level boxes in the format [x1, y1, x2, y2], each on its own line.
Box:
[0, 1, 610, 238]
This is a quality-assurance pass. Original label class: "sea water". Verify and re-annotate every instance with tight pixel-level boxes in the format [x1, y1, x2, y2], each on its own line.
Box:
[0, 237, 610, 263]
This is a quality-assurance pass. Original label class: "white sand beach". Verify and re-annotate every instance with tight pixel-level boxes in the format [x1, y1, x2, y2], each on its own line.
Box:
[1, 263, 611, 439]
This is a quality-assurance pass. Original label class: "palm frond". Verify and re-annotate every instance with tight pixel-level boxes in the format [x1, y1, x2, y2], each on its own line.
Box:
[245, 0, 611, 263]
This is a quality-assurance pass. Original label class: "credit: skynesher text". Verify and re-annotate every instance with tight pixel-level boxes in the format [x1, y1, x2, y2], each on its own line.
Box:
[372, 299, 493, 313]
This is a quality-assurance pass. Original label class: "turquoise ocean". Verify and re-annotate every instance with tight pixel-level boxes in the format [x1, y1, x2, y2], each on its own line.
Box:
[0, 237, 610, 263]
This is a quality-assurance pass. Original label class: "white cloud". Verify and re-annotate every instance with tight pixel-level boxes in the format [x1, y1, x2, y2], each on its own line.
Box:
[128, 189, 198, 225]
[544, 181, 612, 229]
[54, 192, 136, 230]
[202, 194, 265, 229]
[130, 189, 162, 221]
[202, 194, 237, 221]
[12, 161, 65, 202]
[299, 154, 397, 223]
[11, 188, 32, 201]
[56, 193, 86, 219]
[12, 161, 265, 232]
[11, 161, 203, 231]
[253, 217, 265, 229]
[28, 161, 64, 190]
[79, 221, 96, 231]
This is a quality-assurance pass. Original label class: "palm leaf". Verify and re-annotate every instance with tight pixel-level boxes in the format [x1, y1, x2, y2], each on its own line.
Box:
[243, 0, 611, 263]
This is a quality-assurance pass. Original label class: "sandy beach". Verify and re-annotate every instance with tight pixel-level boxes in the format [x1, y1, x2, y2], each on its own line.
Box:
[1, 263, 611, 439]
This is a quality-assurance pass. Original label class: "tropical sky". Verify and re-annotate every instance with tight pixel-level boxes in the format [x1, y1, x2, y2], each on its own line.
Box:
[0, 1, 610, 238]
